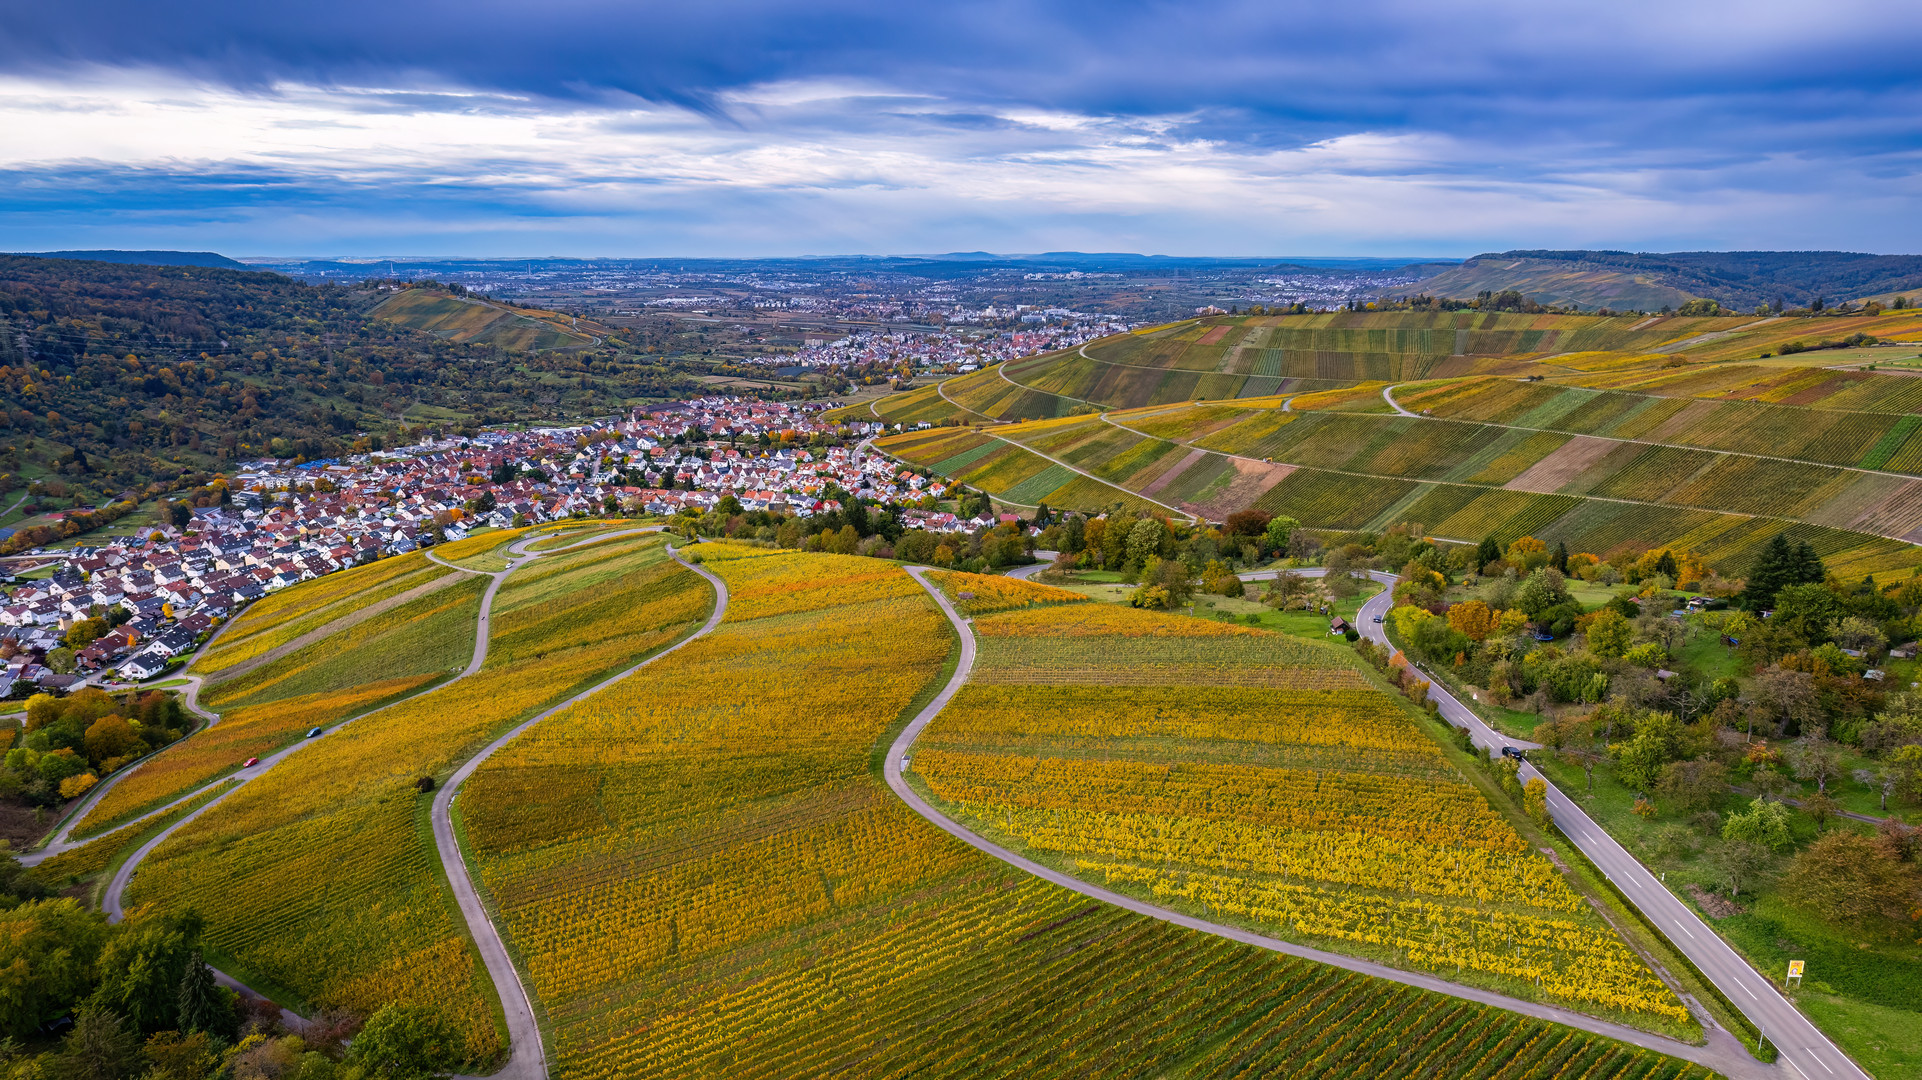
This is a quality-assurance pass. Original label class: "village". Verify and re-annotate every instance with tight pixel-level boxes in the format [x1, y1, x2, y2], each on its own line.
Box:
[0, 396, 987, 697]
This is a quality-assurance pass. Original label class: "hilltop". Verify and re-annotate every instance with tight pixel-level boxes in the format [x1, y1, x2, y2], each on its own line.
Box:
[15, 250, 252, 270]
[369, 286, 611, 351]
[1417, 250, 1922, 311]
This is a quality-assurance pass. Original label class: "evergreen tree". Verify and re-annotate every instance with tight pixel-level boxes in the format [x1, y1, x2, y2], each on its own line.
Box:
[176, 950, 224, 1038]
[50, 1008, 140, 1080]
[1476, 535, 1502, 570]
[1738, 534, 1825, 611]
[1655, 550, 1678, 579]
[1551, 541, 1569, 574]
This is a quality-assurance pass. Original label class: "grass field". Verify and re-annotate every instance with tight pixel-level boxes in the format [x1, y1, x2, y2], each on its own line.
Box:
[125, 537, 711, 1067]
[449, 548, 1709, 1079]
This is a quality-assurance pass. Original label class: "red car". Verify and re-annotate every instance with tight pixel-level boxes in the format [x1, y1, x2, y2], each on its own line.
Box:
[242, 757, 259, 768]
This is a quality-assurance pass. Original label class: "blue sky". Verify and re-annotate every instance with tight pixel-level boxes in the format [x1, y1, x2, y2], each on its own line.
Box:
[2, 0, 1919, 258]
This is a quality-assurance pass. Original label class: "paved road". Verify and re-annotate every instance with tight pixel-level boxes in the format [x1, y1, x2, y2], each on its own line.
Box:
[204, 570, 467, 685]
[885, 566, 1766, 1078]
[1383, 383, 1415, 415]
[1003, 551, 1060, 580]
[1336, 574, 1865, 1080]
[89, 526, 663, 1038]
[432, 542, 727, 1080]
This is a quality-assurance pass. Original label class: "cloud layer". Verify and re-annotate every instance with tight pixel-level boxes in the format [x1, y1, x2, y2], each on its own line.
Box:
[4, 0, 1920, 256]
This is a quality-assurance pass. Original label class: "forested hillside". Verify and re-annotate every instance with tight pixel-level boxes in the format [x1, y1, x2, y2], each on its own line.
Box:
[0, 256, 699, 506]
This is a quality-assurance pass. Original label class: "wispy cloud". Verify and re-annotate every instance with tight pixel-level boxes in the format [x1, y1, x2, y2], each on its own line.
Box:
[3, 1, 1921, 254]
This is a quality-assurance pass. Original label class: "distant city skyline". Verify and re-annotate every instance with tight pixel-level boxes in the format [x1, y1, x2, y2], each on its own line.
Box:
[3, 0, 1919, 256]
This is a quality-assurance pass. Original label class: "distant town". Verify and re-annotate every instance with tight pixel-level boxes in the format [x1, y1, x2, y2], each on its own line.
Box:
[0, 396, 982, 696]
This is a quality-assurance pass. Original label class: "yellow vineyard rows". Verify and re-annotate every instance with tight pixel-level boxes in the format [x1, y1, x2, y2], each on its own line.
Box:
[448, 546, 1702, 1077]
[922, 685, 1445, 760]
[944, 800, 1577, 910]
[1089, 861, 1687, 1023]
[925, 569, 1087, 616]
[911, 600, 1690, 1027]
[915, 750, 1522, 851]
[75, 675, 440, 839]
[126, 543, 710, 1064]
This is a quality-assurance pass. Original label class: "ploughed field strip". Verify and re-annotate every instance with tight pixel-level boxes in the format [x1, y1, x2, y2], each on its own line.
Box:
[122, 535, 709, 1068]
[457, 548, 1707, 1080]
[909, 582, 1692, 1034]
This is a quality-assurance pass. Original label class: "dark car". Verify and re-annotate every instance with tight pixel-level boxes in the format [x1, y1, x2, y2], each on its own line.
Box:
[306, 727, 323, 738]
[1501, 745, 1526, 762]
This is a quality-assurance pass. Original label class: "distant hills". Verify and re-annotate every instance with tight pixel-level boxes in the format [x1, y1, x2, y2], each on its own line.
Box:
[16, 249, 251, 270]
[1416, 250, 1922, 311]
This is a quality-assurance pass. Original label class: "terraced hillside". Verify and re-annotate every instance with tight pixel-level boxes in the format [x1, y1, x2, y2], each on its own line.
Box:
[864, 308, 1922, 576]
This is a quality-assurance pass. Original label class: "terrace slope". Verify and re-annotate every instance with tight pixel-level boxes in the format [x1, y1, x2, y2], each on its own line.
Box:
[457, 546, 1714, 1080]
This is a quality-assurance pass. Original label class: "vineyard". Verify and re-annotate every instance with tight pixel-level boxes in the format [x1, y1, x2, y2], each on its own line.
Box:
[874, 426, 1157, 513]
[191, 552, 450, 676]
[912, 601, 1693, 1031]
[1397, 378, 1921, 471]
[123, 536, 710, 1066]
[202, 574, 489, 709]
[451, 547, 1706, 1078]
[73, 675, 439, 839]
[926, 569, 1087, 616]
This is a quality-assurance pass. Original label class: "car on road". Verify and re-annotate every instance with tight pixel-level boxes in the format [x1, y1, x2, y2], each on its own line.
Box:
[1371, 614, 1383, 623]
[306, 727, 323, 738]
[1500, 745, 1526, 762]
[242, 757, 258, 767]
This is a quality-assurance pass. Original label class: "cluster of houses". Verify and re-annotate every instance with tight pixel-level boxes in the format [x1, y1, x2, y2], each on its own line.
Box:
[0, 397, 1005, 697]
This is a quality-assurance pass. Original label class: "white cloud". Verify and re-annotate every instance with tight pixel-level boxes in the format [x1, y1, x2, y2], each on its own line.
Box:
[2, 69, 1919, 255]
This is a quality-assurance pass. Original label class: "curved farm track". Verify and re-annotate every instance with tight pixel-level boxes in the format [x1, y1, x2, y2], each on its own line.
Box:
[885, 566, 1783, 1080]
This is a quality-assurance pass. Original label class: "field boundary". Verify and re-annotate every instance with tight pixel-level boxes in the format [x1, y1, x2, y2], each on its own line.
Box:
[882, 566, 1758, 1078]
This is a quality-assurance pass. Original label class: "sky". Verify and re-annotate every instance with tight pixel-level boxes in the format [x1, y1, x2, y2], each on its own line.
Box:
[2, 0, 1920, 258]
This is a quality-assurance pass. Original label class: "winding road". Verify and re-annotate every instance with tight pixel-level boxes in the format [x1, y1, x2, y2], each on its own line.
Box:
[1339, 569, 1861, 1080]
[431, 543, 729, 1080]
[62, 524, 673, 1059]
[883, 564, 1820, 1080]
